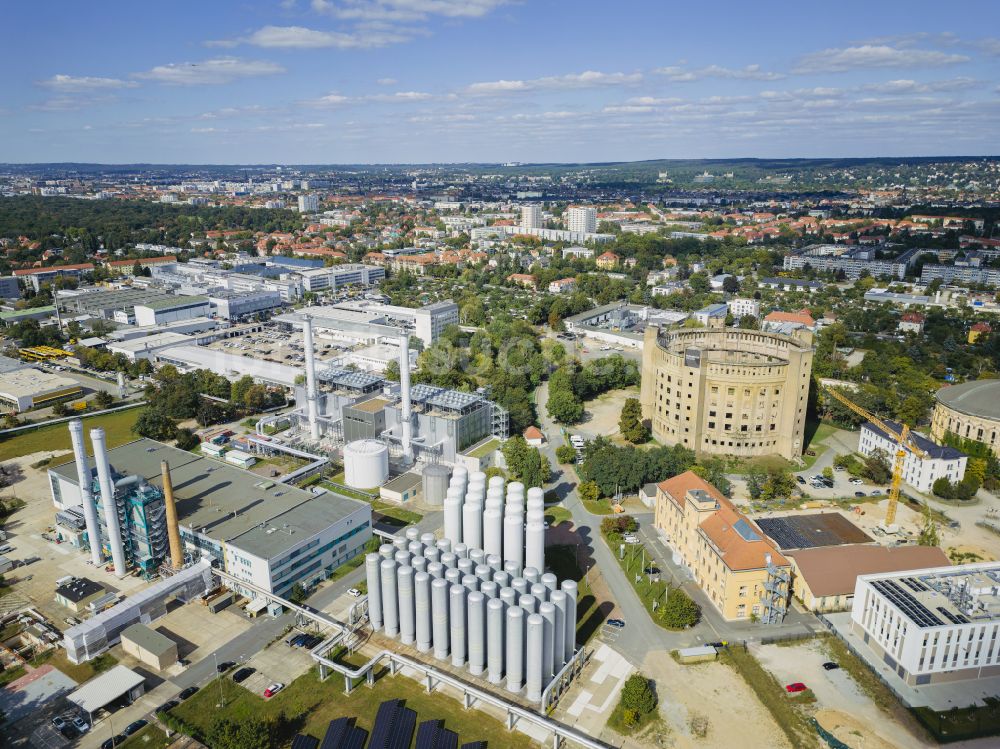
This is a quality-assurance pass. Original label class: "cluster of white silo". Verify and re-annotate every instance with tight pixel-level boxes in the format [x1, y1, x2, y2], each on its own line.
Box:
[365, 507, 577, 702]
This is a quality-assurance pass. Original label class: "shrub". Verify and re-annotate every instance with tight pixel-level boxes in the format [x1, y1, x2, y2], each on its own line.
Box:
[660, 586, 701, 629]
[620, 674, 657, 715]
[601, 515, 638, 536]
[556, 444, 578, 464]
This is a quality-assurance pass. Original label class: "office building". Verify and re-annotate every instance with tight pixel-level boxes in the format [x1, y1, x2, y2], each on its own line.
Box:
[640, 326, 814, 460]
[134, 296, 210, 327]
[729, 298, 761, 319]
[566, 207, 597, 235]
[520, 205, 543, 231]
[859, 419, 966, 493]
[208, 290, 283, 320]
[299, 264, 385, 293]
[298, 194, 320, 213]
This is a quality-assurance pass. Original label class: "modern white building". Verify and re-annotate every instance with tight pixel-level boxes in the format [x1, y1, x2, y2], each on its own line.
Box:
[298, 194, 320, 213]
[561, 246, 594, 260]
[851, 562, 1000, 685]
[729, 298, 761, 319]
[521, 205, 543, 231]
[859, 419, 966, 494]
[298, 264, 385, 293]
[692, 303, 729, 326]
[566, 207, 597, 235]
[134, 296, 211, 327]
[208, 290, 283, 320]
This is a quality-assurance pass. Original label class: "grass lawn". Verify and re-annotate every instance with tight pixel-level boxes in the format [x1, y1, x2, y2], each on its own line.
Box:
[582, 499, 614, 515]
[371, 500, 423, 526]
[0, 406, 145, 462]
[466, 438, 500, 459]
[28, 649, 117, 684]
[544, 506, 572, 527]
[0, 665, 26, 686]
[799, 420, 840, 470]
[319, 478, 377, 503]
[169, 666, 524, 747]
[718, 646, 816, 749]
[121, 723, 171, 748]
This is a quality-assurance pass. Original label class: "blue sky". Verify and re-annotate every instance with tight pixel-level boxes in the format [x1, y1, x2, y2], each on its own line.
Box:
[4, 0, 999, 163]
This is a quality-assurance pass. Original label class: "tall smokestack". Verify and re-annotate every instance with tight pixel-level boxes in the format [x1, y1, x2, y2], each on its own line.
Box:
[90, 428, 127, 577]
[399, 333, 413, 463]
[302, 314, 320, 440]
[160, 461, 184, 570]
[68, 420, 103, 566]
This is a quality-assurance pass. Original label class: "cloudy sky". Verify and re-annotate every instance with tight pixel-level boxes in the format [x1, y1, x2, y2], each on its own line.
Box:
[4, 0, 999, 163]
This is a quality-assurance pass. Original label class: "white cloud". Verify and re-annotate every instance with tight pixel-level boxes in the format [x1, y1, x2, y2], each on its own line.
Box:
[133, 57, 285, 85]
[603, 105, 654, 113]
[38, 74, 138, 91]
[303, 89, 441, 107]
[377, 77, 398, 85]
[239, 24, 412, 49]
[467, 70, 642, 94]
[793, 45, 968, 73]
[654, 64, 785, 82]
[29, 97, 100, 112]
[861, 77, 978, 93]
[313, 0, 509, 22]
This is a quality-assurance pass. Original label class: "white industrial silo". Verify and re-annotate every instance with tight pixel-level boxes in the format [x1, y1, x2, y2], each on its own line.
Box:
[431, 577, 450, 660]
[541, 572, 558, 596]
[343, 439, 389, 489]
[512, 577, 528, 596]
[414, 571, 431, 653]
[525, 613, 544, 701]
[519, 594, 537, 616]
[540, 601, 556, 683]
[380, 559, 399, 637]
[505, 606, 525, 693]
[365, 554, 383, 630]
[480, 580, 498, 600]
[397, 565, 415, 645]
[525, 519, 545, 575]
[487, 597, 505, 685]
[503, 512, 523, 570]
[462, 499, 483, 550]
[530, 582, 547, 604]
[467, 591, 486, 676]
[68, 420, 102, 567]
[561, 579, 578, 663]
[427, 561, 444, 580]
[449, 584, 467, 667]
[483, 505, 503, 558]
[550, 590, 567, 670]
[422, 463, 452, 506]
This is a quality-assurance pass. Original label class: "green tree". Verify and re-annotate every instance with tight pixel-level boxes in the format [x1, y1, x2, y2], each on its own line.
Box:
[93, 390, 114, 409]
[660, 586, 701, 629]
[210, 716, 276, 749]
[932, 477, 955, 499]
[620, 674, 657, 715]
[546, 386, 584, 424]
[501, 435, 550, 488]
[175, 427, 200, 451]
[132, 409, 177, 440]
[619, 398, 649, 444]
[384, 359, 400, 382]
[555, 444, 578, 464]
[821, 466, 834, 481]
[288, 583, 307, 604]
[862, 450, 892, 485]
[918, 505, 940, 546]
[578, 481, 601, 504]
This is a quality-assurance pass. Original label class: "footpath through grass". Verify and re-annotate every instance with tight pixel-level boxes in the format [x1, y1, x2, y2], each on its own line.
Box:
[168, 666, 522, 747]
[0, 407, 144, 462]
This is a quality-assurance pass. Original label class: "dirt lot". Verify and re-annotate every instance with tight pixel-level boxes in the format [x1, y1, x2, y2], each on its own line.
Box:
[754, 640, 932, 749]
[639, 651, 792, 749]
[576, 387, 640, 442]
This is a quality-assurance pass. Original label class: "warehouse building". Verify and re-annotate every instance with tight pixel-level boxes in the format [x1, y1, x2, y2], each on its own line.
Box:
[57, 287, 172, 322]
[208, 290, 283, 320]
[134, 295, 211, 327]
[120, 623, 178, 671]
[49, 439, 372, 599]
[0, 368, 82, 412]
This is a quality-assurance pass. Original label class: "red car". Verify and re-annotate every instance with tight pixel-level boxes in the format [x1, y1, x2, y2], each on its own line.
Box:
[263, 683, 284, 698]
[785, 682, 807, 693]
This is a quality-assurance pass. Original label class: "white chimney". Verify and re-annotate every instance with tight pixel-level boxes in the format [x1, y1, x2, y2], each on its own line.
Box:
[302, 314, 320, 440]
[89, 428, 127, 577]
[399, 333, 413, 463]
[68, 420, 103, 566]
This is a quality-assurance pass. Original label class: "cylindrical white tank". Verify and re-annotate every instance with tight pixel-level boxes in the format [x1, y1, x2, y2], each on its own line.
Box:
[424, 546, 440, 565]
[444, 495, 462, 547]
[379, 543, 395, 560]
[462, 501, 483, 550]
[550, 590, 567, 670]
[527, 486, 544, 505]
[525, 613, 544, 702]
[524, 567, 540, 585]
[420, 532, 436, 548]
[462, 574, 479, 593]
[394, 550, 410, 567]
[469, 548, 486, 567]
[90, 428, 126, 577]
[440, 552, 457, 569]
[454, 543, 469, 560]
[493, 570, 510, 589]
[393, 536, 408, 552]
[507, 481, 525, 498]
[487, 596, 505, 684]
[526, 520, 545, 576]
[427, 561, 444, 580]
[343, 439, 389, 488]
[468, 591, 486, 676]
[499, 587, 517, 609]
[540, 601, 556, 684]
[542, 572, 558, 595]
[380, 559, 399, 637]
[475, 564, 492, 585]
[422, 463, 452, 507]
[449, 584, 467, 667]
[488, 475, 505, 493]
[519, 594, 537, 615]
[503, 514, 523, 569]
[405, 527, 420, 542]
[561, 580, 578, 663]
[512, 577, 528, 596]
[365, 554, 383, 630]
[458, 558, 475, 578]
[530, 582, 547, 604]
[506, 606, 525, 693]
[483, 506, 503, 558]
[445, 567, 462, 586]
[486, 554, 502, 572]
[397, 565, 415, 645]
[414, 571, 431, 653]
[412, 556, 427, 574]
[431, 577, 450, 660]
[481, 580, 498, 600]
[407, 540, 422, 556]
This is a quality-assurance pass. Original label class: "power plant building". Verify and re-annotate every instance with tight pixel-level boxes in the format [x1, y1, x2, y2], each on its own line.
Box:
[640, 326, 814, 460]
[48, 438, 372, 598]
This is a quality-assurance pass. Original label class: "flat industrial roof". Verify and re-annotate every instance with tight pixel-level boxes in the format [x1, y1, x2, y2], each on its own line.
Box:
[0, 368, 81, 398]
[138, 295, 208, 311]
[935, 380, 1000, 421]
[68, 665, 144, 715]
[108, 332, 192, 353]
[352, 397, 389, 414]
[120, 623, 176, 656]
[156, 344, 300, 386]
[756, 512, 873, 550]
[50, 439, 369, 561]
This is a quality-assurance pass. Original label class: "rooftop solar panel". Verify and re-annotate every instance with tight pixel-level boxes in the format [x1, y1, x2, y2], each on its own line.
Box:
[755, 513, 872, 550]
[733, 518, 762, 542]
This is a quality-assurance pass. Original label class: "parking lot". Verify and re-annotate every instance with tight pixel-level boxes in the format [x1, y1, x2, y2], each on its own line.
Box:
[235, 629, 327, 698]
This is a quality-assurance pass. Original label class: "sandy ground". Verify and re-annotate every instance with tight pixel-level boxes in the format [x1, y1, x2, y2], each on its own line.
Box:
[754, 640, 933, 749]
[632, 651, 792, 749]
[577, 387, 640, 442]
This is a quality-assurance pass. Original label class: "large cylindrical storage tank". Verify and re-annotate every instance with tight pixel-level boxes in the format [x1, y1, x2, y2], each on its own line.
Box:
[475, 564, 492, 585]
[504, 560, 522, 580]
[431, 577, 450, 659]
[449, 585, 467, 667]
[469, 548, 486, 567]
[487, 554, 502, 572]
[424, 546, 440, 565]
[441, 552, 457, 570]
[487, 597, 505, 684]
[530, 582, 547, 604]
[467, 591, 486, 676]
[412, 555, 427, 574]
[380, 560, 399, 637]
[405, 526, 420, 542]
[512, 577, 528, 596]
[408, 540, 422, 557]
[445, 567, 462, 586]
[519, 594, 537, 615]
[414, 571, 431, 652]
[343, 439, 389, 488]
[540, 601, 556, 684]
[458, 558, 475, 578]
[561, 580, 578, 663]
[421, 463, 452, 506]
[397, 566, 415, 645]
[550, 590, 567, 670]
[365, 554, 383, 630]
[454, 543, 469, 560]
[393, 537, 408, 552]
[503, 514, 523, 569]
[481, 580, 498, 600]
[542, 572, 558, 595]
[379, 543, 395, 560]
[462, 501, 483, 550]
[525, 520, 545, 575]
[428, 561, 444, 580]
[462, 574, 479, 593]
[483, 506, 503, 558]
[506, 606, 525, 693]
[499, 587, 517, 609]
[493, 570, 510, 589]
[524, 568, 540, 586]
[444, 495, 462, 547]
[525, 613, 544, 702]
[394, 550, 410, 567]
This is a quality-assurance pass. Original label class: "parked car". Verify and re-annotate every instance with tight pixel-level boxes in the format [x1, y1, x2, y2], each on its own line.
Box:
[51, 716, 67, 732]
[785, 682, 807, 693]
[101, 736, 126, 749]
[233, 667, 255, 683]
[795, 475, 806, 484]
[264, 682, 284, 698]
[155, 700, 179, 714]
[347, 588, 362, 597]
[854, 491, 866, 497]
[124, 719, 148, 736]
[606, 618, 626, 629]
[216, 660, 236, 673]
[850, 478, 864, 485]
[822, 662, 840, 671]
[179, 686, 199, 700]
[72, 716, 90, 733]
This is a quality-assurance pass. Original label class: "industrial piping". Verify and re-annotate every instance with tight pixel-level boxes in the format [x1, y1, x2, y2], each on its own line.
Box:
[399, 333, 413, 463]
[160, 461, 185, 570]
[302, 314, 320, 440]
[89, 428, 126, 577]
[68, 419, 102, 567]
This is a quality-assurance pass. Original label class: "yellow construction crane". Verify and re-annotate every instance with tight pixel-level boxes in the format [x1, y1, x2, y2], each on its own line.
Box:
[823, 386, 929, 528]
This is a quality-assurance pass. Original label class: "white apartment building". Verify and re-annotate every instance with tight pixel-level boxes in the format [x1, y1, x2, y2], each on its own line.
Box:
[729, 298, 761, 319]
[297, 194, 320, 213]
[859, 419, 966, 493]
[566, 206, 597, 234]
[299, 264, 385, 293]
[851, 563, 1000, 685]
[562, 246, 594, 260]
[520, 205, 543, 231]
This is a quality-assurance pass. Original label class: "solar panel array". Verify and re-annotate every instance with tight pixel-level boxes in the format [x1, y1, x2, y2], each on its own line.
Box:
[292, 734, 319, 749]
[460, 742, 486, 749]
[369, 699, 417, 749]
[871, 578, 944, 628]
[320, 717, 368, 749]
[755, 514, 872, 550]
[416, 719, 458, 749]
